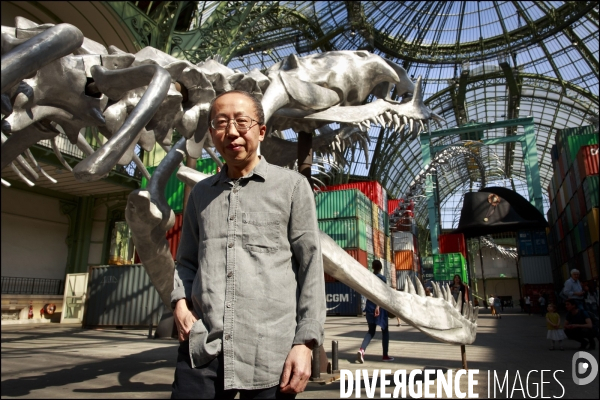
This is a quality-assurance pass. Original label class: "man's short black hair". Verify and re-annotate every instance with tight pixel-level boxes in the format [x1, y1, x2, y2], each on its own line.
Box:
[372, 260, 383, 272]
[208, 90, 265, 127]
[564, 299, 576, 307]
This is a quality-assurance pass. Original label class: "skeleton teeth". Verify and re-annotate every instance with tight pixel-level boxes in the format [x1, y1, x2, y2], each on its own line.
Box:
[375, 115, 385, 127]
[415, 278, 425, 297]
[403, 115, 408, 124]
[419, 119, 425, 132]
[1, 178, 10, 187]
[409, 118, 414, 132]
[455, 291, 463, 311]
[406, 276, 416, 294]
[393, 114, 400, 127]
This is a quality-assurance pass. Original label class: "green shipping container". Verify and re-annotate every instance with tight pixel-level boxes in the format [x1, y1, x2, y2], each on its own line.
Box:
[432, 253, 467, 282]
[315, 190, 372, 222]
[140, 166, 185, 213]
[319, 218, 368, 251]
[196, 157, 223, 175]
[566, 134, 599, 168]
[556, 125, 596, 151]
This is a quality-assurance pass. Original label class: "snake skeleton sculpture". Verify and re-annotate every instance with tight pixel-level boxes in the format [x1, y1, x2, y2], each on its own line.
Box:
[1, 18, 478, 345]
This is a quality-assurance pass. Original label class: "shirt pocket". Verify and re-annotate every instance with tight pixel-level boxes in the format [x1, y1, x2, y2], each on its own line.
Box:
[242, 212, 280, 253]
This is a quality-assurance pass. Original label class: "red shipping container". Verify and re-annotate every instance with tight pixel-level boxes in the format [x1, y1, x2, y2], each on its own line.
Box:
[325, 181, 384, 210]
[388, 199, 401, 215]
[166, 213, 184, 260]
[438, 233, 467, 259]
[577, 145, 599, 185]
[324, 273, 336, 283]
[345, 248, 368, 268]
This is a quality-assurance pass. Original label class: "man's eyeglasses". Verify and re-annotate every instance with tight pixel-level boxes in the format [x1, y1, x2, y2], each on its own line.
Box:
[210, 116, 259, 132]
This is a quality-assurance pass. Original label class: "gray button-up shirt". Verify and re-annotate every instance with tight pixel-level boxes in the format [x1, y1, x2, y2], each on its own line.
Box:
[171, 157, 325, 390]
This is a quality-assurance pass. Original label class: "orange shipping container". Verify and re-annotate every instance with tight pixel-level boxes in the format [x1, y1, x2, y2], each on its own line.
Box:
[394, 250, 415, 270]
[374, 228, 385, 258]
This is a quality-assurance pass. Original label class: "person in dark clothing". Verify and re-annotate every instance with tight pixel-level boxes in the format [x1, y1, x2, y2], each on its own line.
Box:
[564, 299, 596, 350]
[357, 260, 394, 363]
[519, 298, 525, 313]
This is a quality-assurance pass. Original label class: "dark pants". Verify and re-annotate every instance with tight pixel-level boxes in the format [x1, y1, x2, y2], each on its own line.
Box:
[360, 323, 389, 356]
[565, 328, 596, 347]
[171, 341, 296, 399]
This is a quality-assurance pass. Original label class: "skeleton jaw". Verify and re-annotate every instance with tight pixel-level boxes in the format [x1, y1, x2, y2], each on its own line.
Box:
[305, 77, 444, 139]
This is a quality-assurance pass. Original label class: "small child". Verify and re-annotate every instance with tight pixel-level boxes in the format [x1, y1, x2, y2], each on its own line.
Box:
[545, 303, 566, 350]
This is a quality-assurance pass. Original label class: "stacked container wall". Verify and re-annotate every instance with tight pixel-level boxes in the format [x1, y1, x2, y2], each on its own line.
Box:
[588, 208, 599, 244]
[395, 270, 417, 291]
[576, 145, 599, 185]
[318, 219, 367, 251]
[519, 256, 553, 284]
[583, 176, 599, 211]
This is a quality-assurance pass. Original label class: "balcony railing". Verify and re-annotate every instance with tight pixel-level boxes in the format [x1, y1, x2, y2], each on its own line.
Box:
[1, 277, 64, 295]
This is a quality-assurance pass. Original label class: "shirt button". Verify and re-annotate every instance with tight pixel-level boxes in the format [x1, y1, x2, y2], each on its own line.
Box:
[225, 334, 230, 340]
[229, 216, 234, 220]
[226, 303, 231, 308]
[233, 189, 238, 193]
[227, 271, 233, 277]
[228, 243, 233, 248]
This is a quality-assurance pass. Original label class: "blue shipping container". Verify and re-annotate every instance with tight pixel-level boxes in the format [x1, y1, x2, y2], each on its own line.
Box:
[325, 282, 361, 316]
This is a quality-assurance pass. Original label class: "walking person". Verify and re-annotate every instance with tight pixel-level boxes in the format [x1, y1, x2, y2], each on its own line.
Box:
[545, 303, 566, 350]
[171, 91, 325, 398]
[494, 295, 502, 319]
[357, 260, 394, 363]
[488, 294, 497, 318]
[524, 295, 532, 315]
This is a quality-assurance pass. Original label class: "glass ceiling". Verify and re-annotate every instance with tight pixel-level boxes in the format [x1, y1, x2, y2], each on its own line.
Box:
[158, 1, 599, 228]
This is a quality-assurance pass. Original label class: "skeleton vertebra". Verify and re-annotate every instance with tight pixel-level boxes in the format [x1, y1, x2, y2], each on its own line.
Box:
[1, 18, 476, 345]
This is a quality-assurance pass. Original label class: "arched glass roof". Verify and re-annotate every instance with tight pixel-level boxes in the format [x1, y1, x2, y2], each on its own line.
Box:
[134, 1, 599, 227]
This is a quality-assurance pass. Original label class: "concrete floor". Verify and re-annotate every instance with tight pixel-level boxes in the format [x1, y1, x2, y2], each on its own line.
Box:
[1, 307, 598, 399]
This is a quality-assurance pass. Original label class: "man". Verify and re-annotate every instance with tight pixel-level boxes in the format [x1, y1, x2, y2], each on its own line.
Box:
[171, 90, 326, 398]
[564, 299, 596, 350]
[562, 269, 585, 310]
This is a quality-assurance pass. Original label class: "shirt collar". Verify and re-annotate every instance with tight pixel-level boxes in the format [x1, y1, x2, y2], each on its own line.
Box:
[210, 156, 268, 186]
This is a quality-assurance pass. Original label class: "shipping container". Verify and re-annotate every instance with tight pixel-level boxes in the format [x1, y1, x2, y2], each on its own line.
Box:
[517, 231, 534, 256]
[388, 199, 401, 215]
[519, 256, 552, 284]
[392, 231, 415, 252]
[196, 157, 224, 175]
[576, 145, 599, 186]
[588, 208, 599, 244]
[366, 224, 374, 254]
[166, 213, 183, 259]
[85, 264, 164, 327]
[324, 273, 336, 283]
[385, 236, 392, 262]
[583, 176, 599, 211]
[319, 218, 368, 251]
[315, 189, 372, 222]
[394, 250, 415, 270]
[565, 134, 599, 168]
[588, 246, 598, 279]
[582, 212, 592, 246]
[140, 166, 185, 213]
[325, 282, 361, 316]
[533, 230, 549, 255]
[432, 253, 467, 282]
[345, 248, 368, 268]
[374, 228, 385, 258]
[324, 181, 385, 210]
[582, 250, 592, 281]
[438, 233, 467, 258]
[396, 270, 417, 291]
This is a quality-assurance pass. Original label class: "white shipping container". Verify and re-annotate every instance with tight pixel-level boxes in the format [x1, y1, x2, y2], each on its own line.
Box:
[366, 225, 374, 254]
[519, 256, 553, 284]
[392, 231, 415, 252]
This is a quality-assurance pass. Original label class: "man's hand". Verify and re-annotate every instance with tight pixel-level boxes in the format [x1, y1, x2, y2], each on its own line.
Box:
[280, 343, 313, 394]
[374, 306, 380, 317]
[173, 299, 198, 342]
